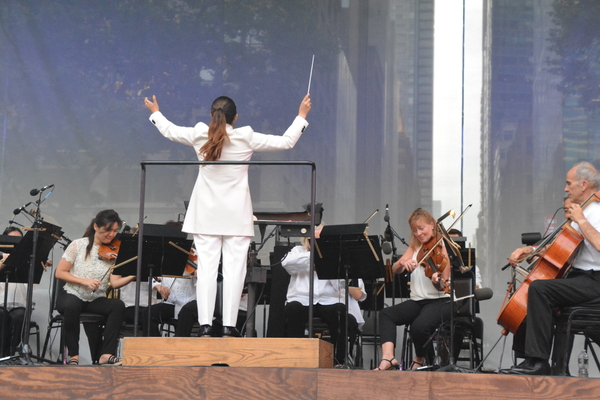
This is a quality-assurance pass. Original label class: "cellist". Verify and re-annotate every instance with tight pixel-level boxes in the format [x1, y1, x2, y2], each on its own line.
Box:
[503, 161, 600, 375]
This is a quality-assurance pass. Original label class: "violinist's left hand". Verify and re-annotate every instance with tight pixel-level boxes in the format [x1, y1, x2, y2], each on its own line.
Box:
[431, 272, 441, 285]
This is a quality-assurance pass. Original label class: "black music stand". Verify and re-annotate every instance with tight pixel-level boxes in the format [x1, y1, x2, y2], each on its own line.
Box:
[0, 234, 22, 358]
[0, 222, 60, 364]
[114, 225, 191, 336]
[436, 235, 474, 373]
[314, 224, 385, 368]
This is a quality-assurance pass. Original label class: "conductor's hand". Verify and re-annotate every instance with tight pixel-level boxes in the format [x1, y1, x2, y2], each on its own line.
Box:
[298, 94, 312, 119]
[144, 95, 159, 113]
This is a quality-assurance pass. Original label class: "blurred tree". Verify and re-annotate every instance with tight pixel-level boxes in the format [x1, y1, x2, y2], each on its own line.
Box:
[548, 0, 600, 115]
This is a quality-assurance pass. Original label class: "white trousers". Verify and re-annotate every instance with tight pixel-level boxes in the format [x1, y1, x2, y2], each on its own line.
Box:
[193, 234, 251, 327]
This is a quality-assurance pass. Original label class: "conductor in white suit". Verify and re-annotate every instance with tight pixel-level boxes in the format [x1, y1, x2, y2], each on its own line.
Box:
[145, 93, 312, 337]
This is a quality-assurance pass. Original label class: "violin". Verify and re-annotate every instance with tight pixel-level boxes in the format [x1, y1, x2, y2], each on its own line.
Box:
[98, 238, 121, 262]
[417, 236, 450, 293]
[186, 249, 198, 275]
[167, 241, 197, 276]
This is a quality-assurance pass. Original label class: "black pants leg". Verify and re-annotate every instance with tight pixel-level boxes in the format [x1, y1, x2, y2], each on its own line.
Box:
[55, 293, 85, 357]
[176, 301, 198, 337]
[83, 297, 126, 357]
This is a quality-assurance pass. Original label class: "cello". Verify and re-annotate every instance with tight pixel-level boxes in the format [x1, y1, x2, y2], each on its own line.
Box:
[497, 191, 600, 335]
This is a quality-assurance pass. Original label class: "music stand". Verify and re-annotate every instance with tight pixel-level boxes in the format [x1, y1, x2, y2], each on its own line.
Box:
[436, 234, 474, 373]
[0, 234, 22, 358]
[114, 225, 191, 336]
[314, 224, 384, 368]
[0, 222, 60, 364]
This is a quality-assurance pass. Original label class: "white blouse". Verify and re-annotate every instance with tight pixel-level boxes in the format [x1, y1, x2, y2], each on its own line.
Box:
[62, 238, 113, 302]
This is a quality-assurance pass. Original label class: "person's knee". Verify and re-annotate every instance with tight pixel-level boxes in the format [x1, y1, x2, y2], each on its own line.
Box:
[284, 301, 304, 316]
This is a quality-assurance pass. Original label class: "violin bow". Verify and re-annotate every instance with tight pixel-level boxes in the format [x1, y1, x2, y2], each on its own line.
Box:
[417, 204, 472, 264]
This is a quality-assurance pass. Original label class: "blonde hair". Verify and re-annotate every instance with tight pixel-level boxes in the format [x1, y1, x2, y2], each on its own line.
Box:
[407, 209, 436, 247]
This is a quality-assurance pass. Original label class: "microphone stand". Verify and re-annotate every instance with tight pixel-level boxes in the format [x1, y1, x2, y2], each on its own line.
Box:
[20, 194, 43, 364]
[0, 194, 47, 365]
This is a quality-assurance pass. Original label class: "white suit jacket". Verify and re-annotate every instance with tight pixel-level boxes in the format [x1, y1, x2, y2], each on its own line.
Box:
[150, 112, 308, 236]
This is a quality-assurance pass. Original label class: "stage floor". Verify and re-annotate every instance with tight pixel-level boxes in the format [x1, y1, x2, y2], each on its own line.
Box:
[0, 365, 598, 399]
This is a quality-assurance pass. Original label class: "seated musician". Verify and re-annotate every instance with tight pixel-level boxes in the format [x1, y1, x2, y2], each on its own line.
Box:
[109, 274, 169, 336]
[55, 209, 125, 365]
[281, 223, 366, 365]
[503, 161, 600, 375]
[376, 208, 452, 370]
[0, 227, 27, 356]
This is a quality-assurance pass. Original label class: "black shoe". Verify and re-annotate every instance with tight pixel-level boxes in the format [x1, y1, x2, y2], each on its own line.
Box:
[222, 326, 241, 338]
[198, 324, 214, 337]
[501, 357, 550, 376]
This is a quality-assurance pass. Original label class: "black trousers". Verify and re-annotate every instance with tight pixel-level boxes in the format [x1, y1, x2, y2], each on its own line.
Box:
[124, 303, 174, 337]
[512, 269, 600, 360]
[0, 307, 25, 356]
[56, 293, 125, 360]
[284, 301, 348, 364]
[379, 298, 452, 359]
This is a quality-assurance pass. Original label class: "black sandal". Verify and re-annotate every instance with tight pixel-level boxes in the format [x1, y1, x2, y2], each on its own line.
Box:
[100, 355, 122, 366]
[67, 358, 79, 365]
[409, 360, 424, 370]
[374, 358, 399, 371]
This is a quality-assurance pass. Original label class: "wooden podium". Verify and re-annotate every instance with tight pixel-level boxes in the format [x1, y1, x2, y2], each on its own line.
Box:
[122, 337, 333, 368]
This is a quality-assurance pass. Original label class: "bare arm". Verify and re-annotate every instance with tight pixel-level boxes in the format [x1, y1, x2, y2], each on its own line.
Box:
[55, 258, 101, 292]
[110, 274, 136, 289]
[392, 246, 416, 274]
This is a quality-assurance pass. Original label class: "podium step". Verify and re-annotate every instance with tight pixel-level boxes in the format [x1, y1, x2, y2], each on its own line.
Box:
[122, 337, 333, 368]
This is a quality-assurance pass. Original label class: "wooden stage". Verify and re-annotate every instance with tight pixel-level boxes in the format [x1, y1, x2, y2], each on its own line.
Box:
[0, 337, 599, 399]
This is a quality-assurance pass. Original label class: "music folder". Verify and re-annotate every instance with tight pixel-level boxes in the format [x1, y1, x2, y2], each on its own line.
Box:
[314, 224, 384, 281]
[112, 224, 191, 279]
[0, 222, 62, 284]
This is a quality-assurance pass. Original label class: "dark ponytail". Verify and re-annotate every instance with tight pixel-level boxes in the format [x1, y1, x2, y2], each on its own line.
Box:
[200, 96, 236, 162]
[83, 209, 122, 259]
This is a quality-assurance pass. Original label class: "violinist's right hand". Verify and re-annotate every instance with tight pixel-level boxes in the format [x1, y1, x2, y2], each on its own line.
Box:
[156, 285, 170, 301]
[84, 278, 103, 292]
[395, 258, 418, 274]
[508, 246, 534, 267]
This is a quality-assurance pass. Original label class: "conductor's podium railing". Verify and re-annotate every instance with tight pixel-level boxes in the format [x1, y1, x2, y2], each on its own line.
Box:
[137, 160, 319, 337]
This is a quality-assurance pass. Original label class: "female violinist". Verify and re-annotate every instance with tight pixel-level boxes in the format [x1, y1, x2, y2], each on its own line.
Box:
[375, 208, 452, 370]
[55, 209, 125, 365]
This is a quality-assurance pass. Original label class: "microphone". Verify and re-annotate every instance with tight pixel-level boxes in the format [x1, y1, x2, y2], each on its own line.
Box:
[455, 287, 494, 302]
[384, 225, 393, 242]
[30, 184, 54, 196]
[13, 202, 33, 216]
[384, 204, 390, 222]
[381, 241, 393, 255]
